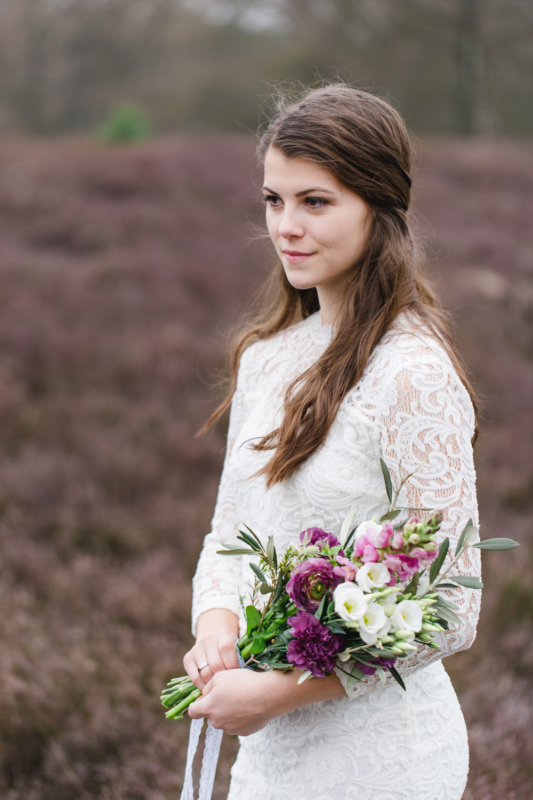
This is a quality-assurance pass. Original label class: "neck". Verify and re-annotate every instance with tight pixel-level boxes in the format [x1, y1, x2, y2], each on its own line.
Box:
[317, 286, 342, 327]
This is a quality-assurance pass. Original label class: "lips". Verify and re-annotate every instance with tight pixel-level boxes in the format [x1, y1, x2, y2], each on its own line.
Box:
[282, 249, 314, 265]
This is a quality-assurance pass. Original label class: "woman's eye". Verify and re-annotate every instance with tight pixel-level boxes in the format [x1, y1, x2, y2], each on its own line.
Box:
[305, 197, 328, 209]
[263, 194, 281, 207]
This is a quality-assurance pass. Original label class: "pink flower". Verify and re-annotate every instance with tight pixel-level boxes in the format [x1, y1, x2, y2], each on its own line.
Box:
[353, 535, 379, 563]
[410, 547, 438, 563]
[334, 556, 357, 581]
[383, 553, 420, 581]
[391, 533, 405, 550]
[362, 543, 379, 563]
[375, 523, 393, 548]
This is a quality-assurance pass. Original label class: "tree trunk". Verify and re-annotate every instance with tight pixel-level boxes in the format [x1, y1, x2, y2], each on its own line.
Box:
[456, 0, 494, 135]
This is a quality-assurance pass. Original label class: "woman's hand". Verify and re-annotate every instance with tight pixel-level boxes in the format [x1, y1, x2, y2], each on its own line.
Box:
[188, 668, 346, 737]
[188, 669, 278, 736]
[183, 608, 240, 690]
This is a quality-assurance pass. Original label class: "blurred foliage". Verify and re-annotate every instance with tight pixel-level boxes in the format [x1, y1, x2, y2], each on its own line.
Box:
[0, 133, 531, 798]
[96, 102, 152, 144]
[0, 0, 532, 136]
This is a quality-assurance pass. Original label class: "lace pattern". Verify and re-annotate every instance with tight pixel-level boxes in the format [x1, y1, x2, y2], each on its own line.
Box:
[191, 310, 479, 799]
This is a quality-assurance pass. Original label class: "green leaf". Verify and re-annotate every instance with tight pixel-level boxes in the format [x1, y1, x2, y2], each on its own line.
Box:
[259, 584, 273, 594]
[397, 506, 433, 512]
[393, 518, 408, 530]
[347, 664, 366, 688]
[473, 538, 520, 551]
[249, 562, 269, 585]
[379, 508, 402, 523]
[216, 547, 257, 556]
[388, 666, 406, 691]
[429, 537, 450, 584]
[237, 532, 262, 552]
[340, 508, 358, 546]
[271, 571, 284, 604]
[266, 536, 278, 569]
[454, 518, 474, 555]
[246, 605, 262, 636]
[404, 571, 420, 596]
[433, 603, 461, 626]
[380, 458, 393, 503]
[297, 670, 313, 684]
[241, 525, 263, 548]
[314, 593, 328, 621]
[449, 575, 483, 589]
[251, 637, 266, 655]
[326, 621, 346, 635]
[434, 582, 460, 589]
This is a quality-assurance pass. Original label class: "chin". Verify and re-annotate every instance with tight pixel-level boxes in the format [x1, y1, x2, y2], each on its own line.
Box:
[284, 271, 319, 292]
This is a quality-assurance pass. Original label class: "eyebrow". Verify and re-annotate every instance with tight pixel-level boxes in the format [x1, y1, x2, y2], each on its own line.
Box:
[262, 185, 338, 197]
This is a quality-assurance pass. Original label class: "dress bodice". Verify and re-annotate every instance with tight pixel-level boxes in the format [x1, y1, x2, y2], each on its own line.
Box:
[191, 310, 480, 700]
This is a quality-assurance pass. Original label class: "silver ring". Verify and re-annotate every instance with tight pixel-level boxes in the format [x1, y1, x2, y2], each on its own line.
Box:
[197, 661, 209, 673]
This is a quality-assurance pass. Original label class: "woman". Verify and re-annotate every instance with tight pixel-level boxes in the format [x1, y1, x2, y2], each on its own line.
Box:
[184, 84, 480, 800]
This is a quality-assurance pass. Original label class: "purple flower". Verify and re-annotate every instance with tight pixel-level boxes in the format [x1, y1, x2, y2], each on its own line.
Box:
[300, 527, 342, 550]
[287, 558, 342, 612]
[354, 656, 397, 676]
[287, 612, 344, 677]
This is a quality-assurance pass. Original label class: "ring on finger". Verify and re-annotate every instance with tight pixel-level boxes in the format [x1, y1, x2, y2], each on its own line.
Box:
[197, 661, 209, 673]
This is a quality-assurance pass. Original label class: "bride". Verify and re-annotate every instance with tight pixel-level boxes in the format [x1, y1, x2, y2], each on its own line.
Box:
[183, 84, 480, 800]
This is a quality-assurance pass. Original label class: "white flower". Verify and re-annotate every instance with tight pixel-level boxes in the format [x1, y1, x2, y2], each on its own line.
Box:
[391, 600, 423, 633]
[354, 518, 382, 540]
[358, 602, 387, 645]
[356, 562, 391, 593]
[333, 583, 368, 622]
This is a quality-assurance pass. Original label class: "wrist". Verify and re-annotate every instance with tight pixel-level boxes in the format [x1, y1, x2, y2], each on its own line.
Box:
[261, 668, 345, 718]
[196, 608, 239, 639]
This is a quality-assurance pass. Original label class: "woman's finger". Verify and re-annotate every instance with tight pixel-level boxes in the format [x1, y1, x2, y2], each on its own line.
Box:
[218, 632, 240, 670]
[183, 649, 208, 690]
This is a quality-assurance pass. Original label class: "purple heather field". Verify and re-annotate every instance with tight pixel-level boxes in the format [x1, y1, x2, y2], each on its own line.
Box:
[0, 134, 531, 799]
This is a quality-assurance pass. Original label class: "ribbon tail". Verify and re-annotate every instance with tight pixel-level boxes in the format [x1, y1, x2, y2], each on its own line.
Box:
[198, 722, 224, 800]
[180, 716, 204, 800]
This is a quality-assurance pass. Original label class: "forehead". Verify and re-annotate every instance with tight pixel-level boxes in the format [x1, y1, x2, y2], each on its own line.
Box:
[263, 147, 343, 194]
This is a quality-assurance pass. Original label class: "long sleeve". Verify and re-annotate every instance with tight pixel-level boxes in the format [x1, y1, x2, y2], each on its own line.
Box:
[335, 347, 481, 699]
[191, 352, 250, 637]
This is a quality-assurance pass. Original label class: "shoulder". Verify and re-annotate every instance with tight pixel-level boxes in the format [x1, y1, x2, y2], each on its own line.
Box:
[349, 311, 475, 433]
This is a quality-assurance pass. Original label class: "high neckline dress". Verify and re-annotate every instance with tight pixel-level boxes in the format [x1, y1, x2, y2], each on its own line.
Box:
[192, 310, 480, 800]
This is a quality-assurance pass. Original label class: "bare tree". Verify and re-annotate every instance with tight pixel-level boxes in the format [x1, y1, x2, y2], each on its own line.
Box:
[456, 0, 494, 135]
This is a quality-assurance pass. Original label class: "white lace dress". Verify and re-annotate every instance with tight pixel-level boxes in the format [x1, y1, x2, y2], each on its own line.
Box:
[192, 310, 480, 800]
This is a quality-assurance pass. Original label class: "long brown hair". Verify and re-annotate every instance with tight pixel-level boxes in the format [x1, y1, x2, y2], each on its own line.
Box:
[202, 84, 479, 486]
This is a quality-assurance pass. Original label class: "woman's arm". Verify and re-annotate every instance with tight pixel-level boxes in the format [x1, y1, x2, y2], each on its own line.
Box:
[191, 349, 253, 636]
[335, 352, 481, 699]
[188, 664, 345, 736]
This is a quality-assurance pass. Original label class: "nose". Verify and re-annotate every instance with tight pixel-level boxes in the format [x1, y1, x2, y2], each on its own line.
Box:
[277, 206, 304, 240]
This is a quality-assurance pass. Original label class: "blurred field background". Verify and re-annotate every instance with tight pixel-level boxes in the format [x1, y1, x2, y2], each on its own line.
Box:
[0, 1, 532, 799]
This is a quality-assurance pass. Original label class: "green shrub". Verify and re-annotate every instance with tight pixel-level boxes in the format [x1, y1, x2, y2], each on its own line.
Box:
[96, 102, 152, 144]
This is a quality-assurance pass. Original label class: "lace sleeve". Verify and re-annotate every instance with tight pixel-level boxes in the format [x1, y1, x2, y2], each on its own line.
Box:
[335, 350, 481, 700]
[190, 352, 250, 637]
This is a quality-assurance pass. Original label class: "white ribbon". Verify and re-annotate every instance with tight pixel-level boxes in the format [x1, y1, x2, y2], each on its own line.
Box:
[180, 717, 223, 800]
[180, 646, 248, 800]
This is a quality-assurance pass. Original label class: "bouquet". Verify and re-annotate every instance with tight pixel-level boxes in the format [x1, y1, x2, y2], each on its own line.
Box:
[162, 459, 518, 720]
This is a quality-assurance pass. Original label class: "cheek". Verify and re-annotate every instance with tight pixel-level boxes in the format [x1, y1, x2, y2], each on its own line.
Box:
[265, 210, 278, 241]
